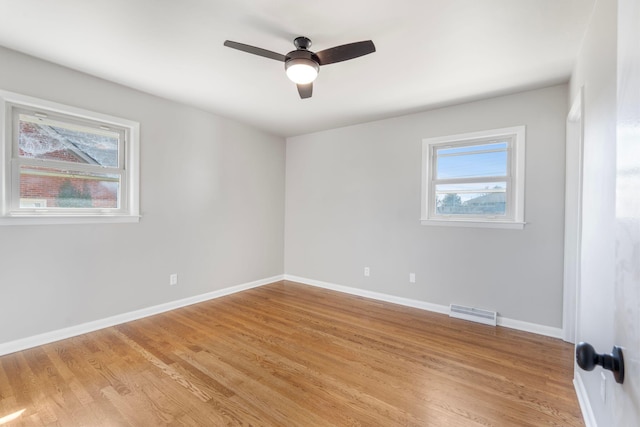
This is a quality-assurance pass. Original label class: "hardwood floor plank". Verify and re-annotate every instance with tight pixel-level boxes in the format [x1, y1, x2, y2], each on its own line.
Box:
[0, 281, 583, 426]
[110, 329, 211, 403]
[142, 361, 273, 426]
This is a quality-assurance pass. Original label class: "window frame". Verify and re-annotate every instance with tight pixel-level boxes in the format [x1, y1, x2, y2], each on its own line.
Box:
[0, 90, 140, 225]
[421, 126, 526, 229]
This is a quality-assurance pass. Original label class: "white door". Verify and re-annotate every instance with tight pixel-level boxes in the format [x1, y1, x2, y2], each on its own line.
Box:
[613, 0, 640, 423]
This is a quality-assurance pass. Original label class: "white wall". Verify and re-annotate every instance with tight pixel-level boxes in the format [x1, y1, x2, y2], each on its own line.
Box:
[285, 85, 567, 328]
[0, 46, 286, 344]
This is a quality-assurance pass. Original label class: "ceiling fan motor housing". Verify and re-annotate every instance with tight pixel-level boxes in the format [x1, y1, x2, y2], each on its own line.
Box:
[285, 49, 319, 69]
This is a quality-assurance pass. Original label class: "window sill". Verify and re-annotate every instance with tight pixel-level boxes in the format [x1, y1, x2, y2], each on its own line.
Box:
[420, 219, 525, 230]
[0, 214, 140, 226]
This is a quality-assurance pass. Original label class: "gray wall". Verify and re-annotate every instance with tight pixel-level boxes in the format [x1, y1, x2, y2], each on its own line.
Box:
[0, 46, 286, 343]
[285, 85, 567, 327]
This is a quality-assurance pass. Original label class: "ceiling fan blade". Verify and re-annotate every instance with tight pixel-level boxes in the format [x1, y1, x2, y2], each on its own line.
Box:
[315, 40, 376, 65]
[223, 40, 286, 62]
[297, 83, 313, 99]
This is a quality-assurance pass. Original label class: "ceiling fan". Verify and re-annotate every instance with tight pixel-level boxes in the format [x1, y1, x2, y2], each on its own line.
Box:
[223, 37, 376, 99]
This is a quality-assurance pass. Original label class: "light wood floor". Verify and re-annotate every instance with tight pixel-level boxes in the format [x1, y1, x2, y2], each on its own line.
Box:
[0, 281, 583, 426]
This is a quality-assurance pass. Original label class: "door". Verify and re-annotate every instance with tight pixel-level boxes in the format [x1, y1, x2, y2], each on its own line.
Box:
[613, 0, 640, 423]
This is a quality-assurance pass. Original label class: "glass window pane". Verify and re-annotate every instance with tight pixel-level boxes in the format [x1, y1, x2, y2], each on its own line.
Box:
[435, 182, 506, 215]
[18, 114, 119, 167]
[20, 165, 120, 209]
[436, 143, 507, 179]
[438, 141, 507, 156]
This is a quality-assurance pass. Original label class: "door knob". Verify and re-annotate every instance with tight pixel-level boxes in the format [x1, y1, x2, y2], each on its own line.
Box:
[576, 342, 625, 384]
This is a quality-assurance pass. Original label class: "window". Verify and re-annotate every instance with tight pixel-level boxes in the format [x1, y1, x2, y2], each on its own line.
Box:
[421, 126, 525, 229]
[1, 90, 140, 224]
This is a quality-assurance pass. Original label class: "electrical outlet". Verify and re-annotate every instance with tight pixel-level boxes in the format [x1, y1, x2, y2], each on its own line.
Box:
[409, 273, 416, 283]
[364, 267, 370, 277]
[169, 273, 178, 286]
[600, 371, 607, 403]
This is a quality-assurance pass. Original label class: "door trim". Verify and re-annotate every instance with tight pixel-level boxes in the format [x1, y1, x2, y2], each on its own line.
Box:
[563, 88, 584, 343]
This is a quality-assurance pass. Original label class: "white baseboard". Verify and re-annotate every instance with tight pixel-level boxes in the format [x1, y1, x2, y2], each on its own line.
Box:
[497, 317, 563, 339]
[284, 274, 564, 339]
[284, 274, 450, 315]
[574, 371, 597, 427]
[0, 275, 285, 357]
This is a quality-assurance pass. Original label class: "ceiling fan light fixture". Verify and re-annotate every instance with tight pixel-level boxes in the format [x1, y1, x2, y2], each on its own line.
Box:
[285, 58, 319, 84]
[224, 37, 376, 98]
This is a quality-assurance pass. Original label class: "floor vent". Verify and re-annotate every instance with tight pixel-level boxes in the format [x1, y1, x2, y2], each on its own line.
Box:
[449, 304, 497, 326]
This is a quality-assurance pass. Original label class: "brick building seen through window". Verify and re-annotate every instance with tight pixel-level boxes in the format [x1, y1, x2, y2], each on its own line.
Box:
[18, 120, 119, 209]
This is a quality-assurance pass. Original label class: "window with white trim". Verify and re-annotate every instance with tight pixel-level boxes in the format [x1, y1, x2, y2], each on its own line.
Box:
[421, 126, 525, 229]
[1, 91, 140, 224]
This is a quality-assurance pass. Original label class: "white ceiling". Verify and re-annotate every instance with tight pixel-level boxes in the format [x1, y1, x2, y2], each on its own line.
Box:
[0, 0, 594, 137]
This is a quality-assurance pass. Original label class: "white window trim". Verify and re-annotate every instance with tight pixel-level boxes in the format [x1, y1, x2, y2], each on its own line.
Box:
[0, 90, 140, 225]
[420, 126, 526, 230]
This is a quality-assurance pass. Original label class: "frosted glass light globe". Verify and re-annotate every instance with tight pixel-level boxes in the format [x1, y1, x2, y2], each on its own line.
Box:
[285, 59, 319, 84]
